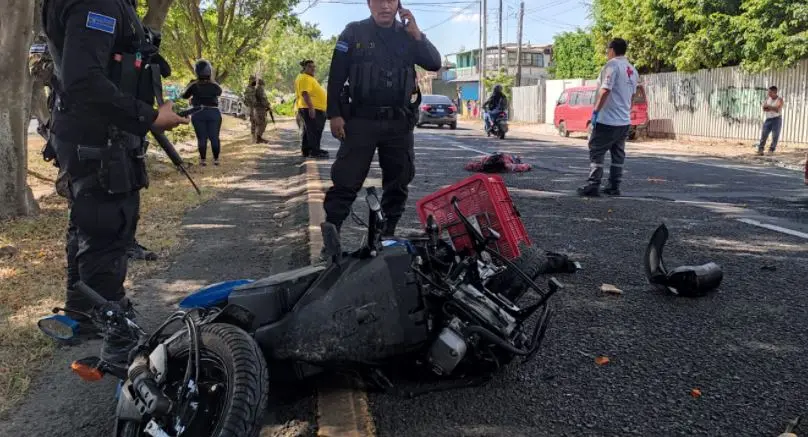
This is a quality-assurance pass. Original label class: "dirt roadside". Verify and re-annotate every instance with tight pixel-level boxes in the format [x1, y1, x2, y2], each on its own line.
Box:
[0, 125, 317, 437]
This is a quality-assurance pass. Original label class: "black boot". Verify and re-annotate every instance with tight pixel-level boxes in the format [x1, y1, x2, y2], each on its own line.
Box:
[319, 222, 342, 263]
[577, 184, 600, 197]
[310, 150, 330, 159]
[381, 218, 399, 239]
[601, 185, 621, 196]
[127, 240, 158, 261]
[100, 299, 138, 370]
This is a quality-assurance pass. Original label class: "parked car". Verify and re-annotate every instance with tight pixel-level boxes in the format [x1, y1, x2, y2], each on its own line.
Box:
[553, 85, 649, 140]
[417, 94, 458, 129]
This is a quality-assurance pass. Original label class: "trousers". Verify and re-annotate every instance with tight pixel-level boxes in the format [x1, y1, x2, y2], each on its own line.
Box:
[191, 107, 222, 160]
[759, 116, 782, 152]
[587, 123, 630, 187]
[254, 108, 268, 141]
[54, 135, 140, 312]
[323, 117, 415, 232]
[299, 108, 326, 156]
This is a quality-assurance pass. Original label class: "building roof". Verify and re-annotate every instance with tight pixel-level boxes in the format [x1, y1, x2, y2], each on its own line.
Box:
[448, 43, 552, 56]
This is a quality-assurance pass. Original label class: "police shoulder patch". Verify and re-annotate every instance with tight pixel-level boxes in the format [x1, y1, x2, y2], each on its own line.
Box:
[335, 41, 350, 53]
[86, 12, 116, 34]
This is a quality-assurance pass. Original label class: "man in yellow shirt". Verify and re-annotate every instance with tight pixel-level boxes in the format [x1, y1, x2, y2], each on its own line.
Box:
[295, 60, 329, 158]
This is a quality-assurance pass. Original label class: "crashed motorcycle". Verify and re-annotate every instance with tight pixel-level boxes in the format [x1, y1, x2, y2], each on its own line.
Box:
[486, 110, 509, 139]
[38, 187, 560, 436]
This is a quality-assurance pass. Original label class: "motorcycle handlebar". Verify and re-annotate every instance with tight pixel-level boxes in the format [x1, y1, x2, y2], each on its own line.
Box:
[72, 281, 110, 308]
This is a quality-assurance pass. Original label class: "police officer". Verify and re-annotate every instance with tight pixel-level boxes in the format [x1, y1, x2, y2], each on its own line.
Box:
[322, 0, 441, 244]
[43, 0, 188, 364]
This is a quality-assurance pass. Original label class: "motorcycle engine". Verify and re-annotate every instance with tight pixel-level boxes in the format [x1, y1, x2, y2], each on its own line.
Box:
[427, 282, 518, 375]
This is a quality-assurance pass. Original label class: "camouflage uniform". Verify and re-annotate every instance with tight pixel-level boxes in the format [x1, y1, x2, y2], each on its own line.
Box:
[28, 33, 53, 141]
[254, 81, 270, 143]
[243, 76, 257, 137]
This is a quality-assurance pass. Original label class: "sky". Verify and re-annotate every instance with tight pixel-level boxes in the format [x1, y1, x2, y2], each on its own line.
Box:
[293, 0, 593, 58]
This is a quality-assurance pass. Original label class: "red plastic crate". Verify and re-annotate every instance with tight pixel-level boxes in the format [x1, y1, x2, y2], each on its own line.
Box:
[415, 174, 531, 260]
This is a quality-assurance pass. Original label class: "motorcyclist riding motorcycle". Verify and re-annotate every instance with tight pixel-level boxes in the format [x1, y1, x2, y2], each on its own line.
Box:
[483, 85, 508, 132]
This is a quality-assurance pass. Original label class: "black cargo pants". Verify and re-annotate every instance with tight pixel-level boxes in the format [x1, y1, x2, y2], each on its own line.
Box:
[586, 123, 630, 188]
[54, 135, 140, 313]
[323, 117, 415, 232]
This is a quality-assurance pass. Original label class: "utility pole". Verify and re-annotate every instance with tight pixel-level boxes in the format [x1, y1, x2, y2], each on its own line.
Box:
[480, 0, 487, 106]
[515, 1, 524, 87]
[498, 0, 503, 71]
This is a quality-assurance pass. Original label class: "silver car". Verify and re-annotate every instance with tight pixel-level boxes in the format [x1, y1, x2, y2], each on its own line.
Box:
[416, 94, 458, 129]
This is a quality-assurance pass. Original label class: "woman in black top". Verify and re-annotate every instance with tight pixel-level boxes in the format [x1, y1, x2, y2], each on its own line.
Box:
[182, 60, 223, 166]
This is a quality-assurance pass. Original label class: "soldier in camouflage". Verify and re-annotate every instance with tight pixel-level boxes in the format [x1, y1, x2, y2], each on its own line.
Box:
[253, 79, 274, 143]
[243, 75, 257, 138]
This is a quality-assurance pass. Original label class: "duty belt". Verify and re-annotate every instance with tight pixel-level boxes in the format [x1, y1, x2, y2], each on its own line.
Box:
[350, 106, 407, 120]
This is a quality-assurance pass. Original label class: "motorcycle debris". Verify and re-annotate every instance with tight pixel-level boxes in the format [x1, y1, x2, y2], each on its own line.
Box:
[690, 388, 702, 398]
[594, 356, 610, 366]
[761, 265, 777, 271]
[601, 283, 623, 295]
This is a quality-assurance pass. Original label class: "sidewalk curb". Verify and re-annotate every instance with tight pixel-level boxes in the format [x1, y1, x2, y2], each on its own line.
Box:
[302, 158, 377, 437]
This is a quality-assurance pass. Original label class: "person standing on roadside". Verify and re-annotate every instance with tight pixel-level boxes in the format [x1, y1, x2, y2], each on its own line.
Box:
[182, 59, 223, 166]
[758, 86, 784, 156]
[295, 59, 329, 158]
[44, 0, 188, 366]
[577, 38, 638, 197]
[253, 79, 273, 143]
[321, 0, 441, 252]
[243, 75, 258, 139]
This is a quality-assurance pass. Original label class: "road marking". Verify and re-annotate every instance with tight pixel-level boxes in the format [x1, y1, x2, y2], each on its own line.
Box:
[736, 218, 808, 240]
[303, 157, 377, 437]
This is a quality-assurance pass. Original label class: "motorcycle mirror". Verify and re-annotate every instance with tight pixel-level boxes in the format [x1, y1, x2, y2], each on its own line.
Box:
[37, 314, 79, 341]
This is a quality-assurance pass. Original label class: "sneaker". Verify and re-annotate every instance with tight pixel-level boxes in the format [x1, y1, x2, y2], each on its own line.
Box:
[577, 184, 600, 197]
[756, 150, 764, 156]
[200, 160, 207, 166]
[320, 222, 342, 263]
[601, 186, 621, 196]
[214, 159, 220, 166]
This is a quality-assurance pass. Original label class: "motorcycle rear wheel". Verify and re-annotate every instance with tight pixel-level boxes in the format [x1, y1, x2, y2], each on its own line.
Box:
[115, 323, 269, 437]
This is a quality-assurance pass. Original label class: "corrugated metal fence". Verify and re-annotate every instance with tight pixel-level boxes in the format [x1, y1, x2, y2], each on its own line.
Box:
[510, 60, 808, 143]
[510, 85, 545, 123]
[642, 60, 808, 143]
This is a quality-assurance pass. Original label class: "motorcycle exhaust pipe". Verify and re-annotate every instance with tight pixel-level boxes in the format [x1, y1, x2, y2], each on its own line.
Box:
[129, 355, 173, 416]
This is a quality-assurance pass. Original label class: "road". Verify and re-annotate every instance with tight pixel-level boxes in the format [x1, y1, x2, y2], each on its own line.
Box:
[310, 123, 808, 436]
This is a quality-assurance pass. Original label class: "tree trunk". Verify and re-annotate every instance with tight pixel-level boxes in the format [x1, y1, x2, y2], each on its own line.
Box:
[143, 0, 175, 31]
[0, 0, 39, 218]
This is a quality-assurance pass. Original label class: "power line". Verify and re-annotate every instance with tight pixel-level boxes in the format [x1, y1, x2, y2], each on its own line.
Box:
[422, 1, 481, 32]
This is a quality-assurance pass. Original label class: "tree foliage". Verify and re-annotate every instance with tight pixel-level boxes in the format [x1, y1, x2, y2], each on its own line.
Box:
[160, 0, 299, 86]
[547, 30, 600, 79]
[254, 20, 336, 94]
[577, 0, 808, 74]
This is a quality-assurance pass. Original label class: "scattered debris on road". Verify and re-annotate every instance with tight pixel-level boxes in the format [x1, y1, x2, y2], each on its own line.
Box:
[601, 283, 624, 295]
[690, 388, 702, 398]
[645, 223, 724, 297]
[595, 356, 611, 366]
[761, 265, 778, 271]
[464, 152, 532, 173]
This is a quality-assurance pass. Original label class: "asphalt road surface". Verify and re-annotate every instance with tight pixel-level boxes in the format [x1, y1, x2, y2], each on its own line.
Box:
[312, 123, 808, 437]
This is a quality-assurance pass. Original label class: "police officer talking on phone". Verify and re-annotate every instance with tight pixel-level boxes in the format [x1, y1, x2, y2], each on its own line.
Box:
[322, 0, 441, 248]
[43, 0, 188, 366]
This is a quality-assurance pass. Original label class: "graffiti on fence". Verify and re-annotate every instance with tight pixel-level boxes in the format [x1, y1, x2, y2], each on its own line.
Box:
[670, 78, 699, 113]
[708, 86, 767, 125]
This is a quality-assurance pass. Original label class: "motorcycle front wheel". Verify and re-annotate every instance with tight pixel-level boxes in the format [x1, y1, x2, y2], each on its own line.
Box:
[116, 323, 269, 437]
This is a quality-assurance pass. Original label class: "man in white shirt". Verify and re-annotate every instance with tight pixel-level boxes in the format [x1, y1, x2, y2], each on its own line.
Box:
[578, 38, 639, 197]
[757, 86, 784, 156]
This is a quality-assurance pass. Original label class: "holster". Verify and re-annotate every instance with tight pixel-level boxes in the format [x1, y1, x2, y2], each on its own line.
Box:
[339, 84, 352, 122]
[406, 88, 423, 132]
[76, 129, 149, 195]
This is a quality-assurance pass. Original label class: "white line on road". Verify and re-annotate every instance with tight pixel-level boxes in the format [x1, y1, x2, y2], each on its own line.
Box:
[736, 218, 808, 240]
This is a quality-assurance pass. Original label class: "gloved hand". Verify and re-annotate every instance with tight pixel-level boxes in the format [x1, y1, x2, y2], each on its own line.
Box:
[591, 110, 599, 127]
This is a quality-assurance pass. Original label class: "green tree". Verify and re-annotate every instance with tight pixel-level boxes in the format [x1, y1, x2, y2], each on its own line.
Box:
[483, 70, 514, 99]
[737, 0, 808, 72]
[255, 20, 336, 94]
[161, 0, 299, 86]
[548, 30, 600, 79]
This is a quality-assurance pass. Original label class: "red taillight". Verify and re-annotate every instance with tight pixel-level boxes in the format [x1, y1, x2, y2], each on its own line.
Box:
[420, 105, 432, 111]
[449, 105, 457, 113]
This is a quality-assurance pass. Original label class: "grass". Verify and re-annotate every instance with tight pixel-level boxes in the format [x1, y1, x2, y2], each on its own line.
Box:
[0, 116, 272, 414]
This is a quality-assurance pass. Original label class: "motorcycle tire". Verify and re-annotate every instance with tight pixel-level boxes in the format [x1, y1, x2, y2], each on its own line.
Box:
[487, 243, 545, 302]
[115, 323, 269, 437]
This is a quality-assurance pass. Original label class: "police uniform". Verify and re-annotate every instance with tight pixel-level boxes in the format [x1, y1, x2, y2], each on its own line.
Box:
[324, 18, 441, 235]
[43, 0, 163, 345]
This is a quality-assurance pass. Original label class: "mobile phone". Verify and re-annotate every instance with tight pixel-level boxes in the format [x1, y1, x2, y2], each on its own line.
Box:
[398, 2, 409, 26]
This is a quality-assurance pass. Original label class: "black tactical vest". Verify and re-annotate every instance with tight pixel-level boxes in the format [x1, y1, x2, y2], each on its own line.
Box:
[346, 19, 417, 108]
